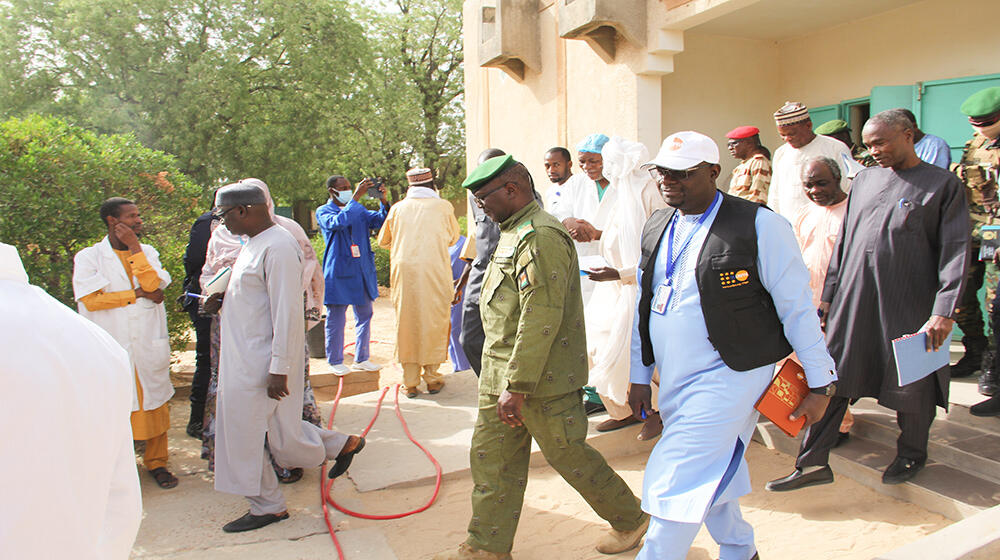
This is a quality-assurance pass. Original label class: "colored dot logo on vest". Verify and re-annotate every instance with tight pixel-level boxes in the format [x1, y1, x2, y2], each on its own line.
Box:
[735, 270, 750, 282]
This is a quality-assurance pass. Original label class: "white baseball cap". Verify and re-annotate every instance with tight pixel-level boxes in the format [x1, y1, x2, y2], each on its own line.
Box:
[642, 131, 720, 170]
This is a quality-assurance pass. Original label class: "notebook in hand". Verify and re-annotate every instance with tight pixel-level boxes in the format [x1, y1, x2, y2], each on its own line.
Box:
[755, 359, 809, 438]
[892, 331, 950, 387]
[203, 266, 232, 296]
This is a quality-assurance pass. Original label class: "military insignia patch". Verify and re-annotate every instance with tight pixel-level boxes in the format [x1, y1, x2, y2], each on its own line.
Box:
[518, 270, 531, 290]
[720, 269, 751, 288]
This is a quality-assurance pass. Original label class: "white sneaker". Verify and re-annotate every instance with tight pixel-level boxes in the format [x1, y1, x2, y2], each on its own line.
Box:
[330, 364, 351, 376]
[350, 360, 382, 372]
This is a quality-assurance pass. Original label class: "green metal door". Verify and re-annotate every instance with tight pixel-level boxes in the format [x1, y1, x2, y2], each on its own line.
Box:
[917, 73, 1000, 162]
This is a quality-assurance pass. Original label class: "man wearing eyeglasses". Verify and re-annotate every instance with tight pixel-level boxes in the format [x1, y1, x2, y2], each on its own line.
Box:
[434, 155, 648, 560]
[204, 183, 363, 533]
[628, 131, 837, 560]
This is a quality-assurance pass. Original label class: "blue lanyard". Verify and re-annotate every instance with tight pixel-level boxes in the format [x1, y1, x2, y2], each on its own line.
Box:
[663, 192, 721, 285]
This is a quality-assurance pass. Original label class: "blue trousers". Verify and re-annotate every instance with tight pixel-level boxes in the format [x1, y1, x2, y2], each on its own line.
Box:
[638, 499, 755, 560]
[325, 301, 373, 365]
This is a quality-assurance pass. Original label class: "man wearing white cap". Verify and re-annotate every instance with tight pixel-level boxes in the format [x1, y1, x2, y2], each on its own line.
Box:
[628, 131, 838, 560]
[768, 102, 852, 219]
[2, 243, 142, 558]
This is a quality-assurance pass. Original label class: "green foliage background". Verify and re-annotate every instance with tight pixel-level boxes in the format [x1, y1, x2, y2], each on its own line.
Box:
[0, 0, 467, 346]
[0, 115, 202, 346]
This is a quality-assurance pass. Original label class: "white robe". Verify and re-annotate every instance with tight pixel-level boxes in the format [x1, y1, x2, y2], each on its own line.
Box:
[549, 172, 617, 306]
[586, 137, 666, 408]
[630, 200, 836, 523]
[72, 236, 174, 411]
[214, 225, 345, 496]
[767, 135, 852, 220]
[2, 248, 141, 560]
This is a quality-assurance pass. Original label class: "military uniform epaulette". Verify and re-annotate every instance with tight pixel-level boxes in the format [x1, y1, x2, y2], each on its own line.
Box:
[516, 221, 535, 241]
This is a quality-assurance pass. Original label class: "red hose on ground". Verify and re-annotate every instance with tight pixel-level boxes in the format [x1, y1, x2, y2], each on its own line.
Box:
[319, 340, 443, 558]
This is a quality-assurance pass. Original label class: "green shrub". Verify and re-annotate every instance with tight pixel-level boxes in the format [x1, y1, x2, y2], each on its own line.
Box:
[0, 115, 203, 349]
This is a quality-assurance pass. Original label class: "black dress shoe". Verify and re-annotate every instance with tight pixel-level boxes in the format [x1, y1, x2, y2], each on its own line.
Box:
[222, 511, 289, 533]
[971, 394, 1000, 417]
[584, 401, 606, 415]
[185, 420, 203, 439]
[950, 353, 981, 378]
[882, 456, 925, 485]
[765, 466, 833, 492]
[979, 364, 1000, 396]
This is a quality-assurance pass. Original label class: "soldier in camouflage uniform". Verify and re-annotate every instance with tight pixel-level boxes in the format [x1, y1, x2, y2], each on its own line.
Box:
[951, 88, 1000, 384]
[434, 155, 648, 560]
[816, 119, 878, 168]
[957, 88, 1000, 417]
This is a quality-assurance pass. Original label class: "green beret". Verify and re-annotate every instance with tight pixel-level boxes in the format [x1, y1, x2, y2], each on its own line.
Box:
[462, 154, 516, 192]
[961, 87, 1000, 118]
[815, 119, 849, 135]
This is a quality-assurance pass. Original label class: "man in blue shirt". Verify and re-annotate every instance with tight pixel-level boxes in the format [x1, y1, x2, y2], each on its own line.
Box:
[902, 109, 952, 169]
[317, 176, 390, 375]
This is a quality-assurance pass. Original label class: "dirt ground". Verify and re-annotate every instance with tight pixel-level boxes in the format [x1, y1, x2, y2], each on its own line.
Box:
[154, 288, 951, 559]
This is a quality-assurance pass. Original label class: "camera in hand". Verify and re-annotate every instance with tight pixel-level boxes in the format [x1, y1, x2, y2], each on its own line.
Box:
[366, 177, 383, 199]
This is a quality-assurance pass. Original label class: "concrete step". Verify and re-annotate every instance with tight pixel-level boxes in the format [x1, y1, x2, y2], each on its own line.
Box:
[849, 410, 1000, 486]
[754, 421, 1000, 521]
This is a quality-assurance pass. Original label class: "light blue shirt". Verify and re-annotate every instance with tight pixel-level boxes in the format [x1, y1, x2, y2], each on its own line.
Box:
[915, 134, 951, 169]
[629, 199, 837, 389]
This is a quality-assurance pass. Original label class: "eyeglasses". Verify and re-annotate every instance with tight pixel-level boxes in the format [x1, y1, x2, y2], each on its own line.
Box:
[473, 184, 508, 207]
[726, 139, 744, 147]
[212, 205, 252, 220]
[648, 163, 710, 183]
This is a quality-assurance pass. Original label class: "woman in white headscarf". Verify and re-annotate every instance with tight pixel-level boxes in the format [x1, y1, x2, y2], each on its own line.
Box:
[199, 179, 324, 483]
[584, 136, 667, 440]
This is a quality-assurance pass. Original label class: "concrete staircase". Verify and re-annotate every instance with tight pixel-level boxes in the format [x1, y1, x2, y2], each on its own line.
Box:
[754, 374, 1000, 522]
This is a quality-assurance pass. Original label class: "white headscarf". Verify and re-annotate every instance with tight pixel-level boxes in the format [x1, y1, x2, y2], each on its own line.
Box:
[0, 242, 28, 284]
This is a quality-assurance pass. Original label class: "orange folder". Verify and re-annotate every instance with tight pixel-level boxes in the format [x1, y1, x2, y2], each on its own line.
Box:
[754, 359, 809, 437]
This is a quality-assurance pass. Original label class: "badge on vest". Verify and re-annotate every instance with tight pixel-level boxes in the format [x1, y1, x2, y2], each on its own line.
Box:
[652, 284, 671, 315]
[350, 244, 361, 258]
[719, 269, 750, 289]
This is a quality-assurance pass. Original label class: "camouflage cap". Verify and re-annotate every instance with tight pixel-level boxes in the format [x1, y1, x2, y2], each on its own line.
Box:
[961, 87, 1000, 119]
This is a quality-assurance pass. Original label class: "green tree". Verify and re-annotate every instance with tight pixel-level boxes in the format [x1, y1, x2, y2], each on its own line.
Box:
[0, 114, 202, 347]
[0, 0, 374, 202]
[363, 0, 466, 199]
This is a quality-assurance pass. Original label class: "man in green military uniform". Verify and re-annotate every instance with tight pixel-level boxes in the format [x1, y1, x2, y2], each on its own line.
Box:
[951, 87, 1000, 383]
[956, 87, 1000, 415]
[433, 155, 648, 560]
[816, 118, 878, 168]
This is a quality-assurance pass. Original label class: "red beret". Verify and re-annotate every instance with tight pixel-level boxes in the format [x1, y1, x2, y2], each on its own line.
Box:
[725, 126, 760, 139]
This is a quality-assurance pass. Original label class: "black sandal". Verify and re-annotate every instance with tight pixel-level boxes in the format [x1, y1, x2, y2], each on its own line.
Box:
[277, 467, 303, 484]
[328, 437, 366, 479]
[150, 467, 178, 489]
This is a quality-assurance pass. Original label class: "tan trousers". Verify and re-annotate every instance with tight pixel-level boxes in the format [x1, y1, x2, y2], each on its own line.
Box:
[401, 362, 443, 389]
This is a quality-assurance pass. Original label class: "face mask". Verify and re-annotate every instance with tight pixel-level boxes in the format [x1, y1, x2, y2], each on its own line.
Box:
[334, 190, 353, 205]
[973, 120, 1000, 140]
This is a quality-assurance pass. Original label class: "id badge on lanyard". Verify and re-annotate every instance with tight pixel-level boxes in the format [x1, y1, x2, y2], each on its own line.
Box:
[350, 244, 361, 258]
[651, 192, 720, 316]
[651, 283, 671, 315]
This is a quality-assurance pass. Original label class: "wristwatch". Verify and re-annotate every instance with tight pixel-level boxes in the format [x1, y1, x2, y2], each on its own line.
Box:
[810, 382, 837, 397]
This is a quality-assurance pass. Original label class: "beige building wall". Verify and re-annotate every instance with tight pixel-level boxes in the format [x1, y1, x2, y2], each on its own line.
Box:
[464, 0, 1000, 196]
[660, 32, 782, 181]
[778, 0, 1000, 108]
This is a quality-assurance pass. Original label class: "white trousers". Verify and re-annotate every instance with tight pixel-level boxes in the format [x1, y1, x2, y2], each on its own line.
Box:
[637, 499, 756, 560]
[246, 422, 350, 515]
